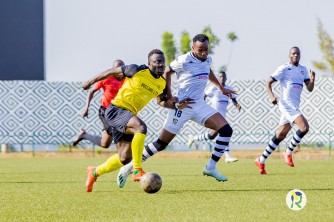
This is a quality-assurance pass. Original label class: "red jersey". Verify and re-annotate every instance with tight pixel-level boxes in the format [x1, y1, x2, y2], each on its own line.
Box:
[94, 76, 125, 108]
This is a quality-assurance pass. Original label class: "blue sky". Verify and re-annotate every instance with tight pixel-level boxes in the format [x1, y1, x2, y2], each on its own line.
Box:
[45, 0, 334, 81]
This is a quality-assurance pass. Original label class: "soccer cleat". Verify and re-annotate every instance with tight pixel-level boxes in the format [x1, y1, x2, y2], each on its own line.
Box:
[255, 158, 267, 175]
[187, 135, 194, 148]
[117, 165, 133, 188]
[202, 166, 228, 182]
[86, 166, 97, 192]
[132, 168, 145, 182]
[282, 152, 294, 167]
[72, 129, 86, 146]
[225, 157, 238, 163]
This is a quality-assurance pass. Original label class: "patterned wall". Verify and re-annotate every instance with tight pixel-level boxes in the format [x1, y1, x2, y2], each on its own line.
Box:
[0, 78, 333, 146]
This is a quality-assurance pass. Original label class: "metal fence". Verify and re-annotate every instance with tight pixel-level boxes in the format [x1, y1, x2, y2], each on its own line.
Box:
[0, 78, 333, 153]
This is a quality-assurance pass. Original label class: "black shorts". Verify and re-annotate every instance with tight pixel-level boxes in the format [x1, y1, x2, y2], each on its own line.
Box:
[98, 106, 113, 136]
[105, 104, 135, 144]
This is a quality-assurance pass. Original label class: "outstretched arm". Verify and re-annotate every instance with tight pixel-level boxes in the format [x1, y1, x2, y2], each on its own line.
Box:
[231, 98, 241, 111]
[266, 77, 278, 105]
[82, 66, 123, 90]
[81, 88, 98, 118]
[208, 69, 236, 96]
[305, 69, 315, 92]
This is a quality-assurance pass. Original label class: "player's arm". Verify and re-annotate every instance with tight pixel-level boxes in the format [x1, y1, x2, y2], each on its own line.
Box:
[82, 88, 99, 118]
[266, 77, 278, 105]
[232, 98, 241, 111]
[208, 69, 236, 96]
[82, 66, 124, 90]
[163, 66, 175, 99]
[305, 69, 315, 92]
[157, 86, 194, 109]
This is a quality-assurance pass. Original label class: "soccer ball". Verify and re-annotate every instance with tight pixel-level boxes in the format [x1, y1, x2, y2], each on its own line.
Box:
[140, 172, 162, 194]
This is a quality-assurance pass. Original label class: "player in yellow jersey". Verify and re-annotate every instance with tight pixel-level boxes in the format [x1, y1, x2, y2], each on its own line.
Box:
[81, 49, 192, 192]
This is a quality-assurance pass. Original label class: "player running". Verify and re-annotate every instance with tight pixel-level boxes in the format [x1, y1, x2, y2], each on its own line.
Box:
[72, 60, 125, 148]
[188, 70, 241, 163]
[117, 34, 236, 188]
[255, 47, 315, 174]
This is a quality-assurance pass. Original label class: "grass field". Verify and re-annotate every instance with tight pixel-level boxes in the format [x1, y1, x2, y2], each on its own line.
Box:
[0, 154, 333, 222]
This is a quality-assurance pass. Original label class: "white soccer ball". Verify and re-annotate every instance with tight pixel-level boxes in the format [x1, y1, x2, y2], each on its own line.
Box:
[140, 172, 162, 194]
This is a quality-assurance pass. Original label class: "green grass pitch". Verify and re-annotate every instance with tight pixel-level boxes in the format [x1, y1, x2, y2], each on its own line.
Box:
[0, 156, 333, 221]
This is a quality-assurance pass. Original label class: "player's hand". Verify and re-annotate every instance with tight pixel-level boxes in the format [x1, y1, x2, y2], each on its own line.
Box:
[167, 97, 179, 108]
[175, 98, 195, 109]
[82, 81, 91, 90]
[236, 103, 241, 111]
[81, 108, 89, 118]
[309, 69, 316, 82]
[271, 96, 279, 105]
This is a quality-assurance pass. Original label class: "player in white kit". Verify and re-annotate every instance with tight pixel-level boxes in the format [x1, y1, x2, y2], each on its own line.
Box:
[187, 71, 241, 163]
[255, 47, 315, 174]
[117, 34, 236, 187]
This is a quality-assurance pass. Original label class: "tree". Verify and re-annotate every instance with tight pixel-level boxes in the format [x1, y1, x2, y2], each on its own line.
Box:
[226, 32, 238, 67]
[312, 19, 334, 76]
[161, 32, 176, 65]
[180, 31, 191, 54]
[201, 26, 220, 54]
[219, 32, 238, 72]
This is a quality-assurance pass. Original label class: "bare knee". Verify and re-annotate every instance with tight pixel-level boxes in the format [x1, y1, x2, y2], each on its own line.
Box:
[100, 141, 111, 148]
[299, 126, 309, 134]
[119, 154, 132, 165]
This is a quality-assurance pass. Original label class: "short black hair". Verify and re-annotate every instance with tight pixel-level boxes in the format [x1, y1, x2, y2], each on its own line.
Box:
[193, 34, 209, 43]
[148, 49, 164, 60]
[290, 46, 300, 52]
[218, 71, 226, 76]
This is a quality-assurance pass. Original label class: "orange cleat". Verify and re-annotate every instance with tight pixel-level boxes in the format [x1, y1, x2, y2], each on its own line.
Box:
[132, 168, 145, 182]
[255, 158, 267, 175]
[282, 152, 294, 167]
[86, 166, 97, 192]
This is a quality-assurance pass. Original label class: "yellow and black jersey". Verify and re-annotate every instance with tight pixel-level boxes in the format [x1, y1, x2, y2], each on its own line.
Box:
[111, 65, 166, 114]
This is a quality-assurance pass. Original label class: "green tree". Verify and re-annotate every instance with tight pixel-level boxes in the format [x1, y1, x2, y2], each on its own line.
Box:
[201, 26, 220, 54]
[312, 19, 334, 76]
[180, 31, 191, 54]
[226, 32, 238, 67]
[161, 32, 176, 65]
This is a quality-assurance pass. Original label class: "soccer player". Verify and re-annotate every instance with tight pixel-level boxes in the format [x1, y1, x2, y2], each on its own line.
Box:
[81, 49, 189, 192]
[117, 34, 236, 188]
[72, 59, 125, 148]
[187, 71, 241, 163]
[255, 47, 315, 175]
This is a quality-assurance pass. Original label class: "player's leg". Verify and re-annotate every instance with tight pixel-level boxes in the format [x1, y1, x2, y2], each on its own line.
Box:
[255, 123, 291, 174]
[139, 108, 187, 161]
[202, 112, 232, 181]
[224, 145, 238, 163]
[117, 108, 188, 188]
[282, 115, 309, 166]
[86, 140, 130, 192]
[75, 106, 113, 147]
[100, 130, 113, 148]
[99, 107, 114, 148]
[188, 129, 217, 148]
[72, 129, 112, 148]
[125, 115, 147, 181]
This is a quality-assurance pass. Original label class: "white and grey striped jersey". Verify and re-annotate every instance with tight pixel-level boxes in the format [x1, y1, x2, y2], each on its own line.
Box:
[271, 63, 310, 109]
[170, 52, 212, 101]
